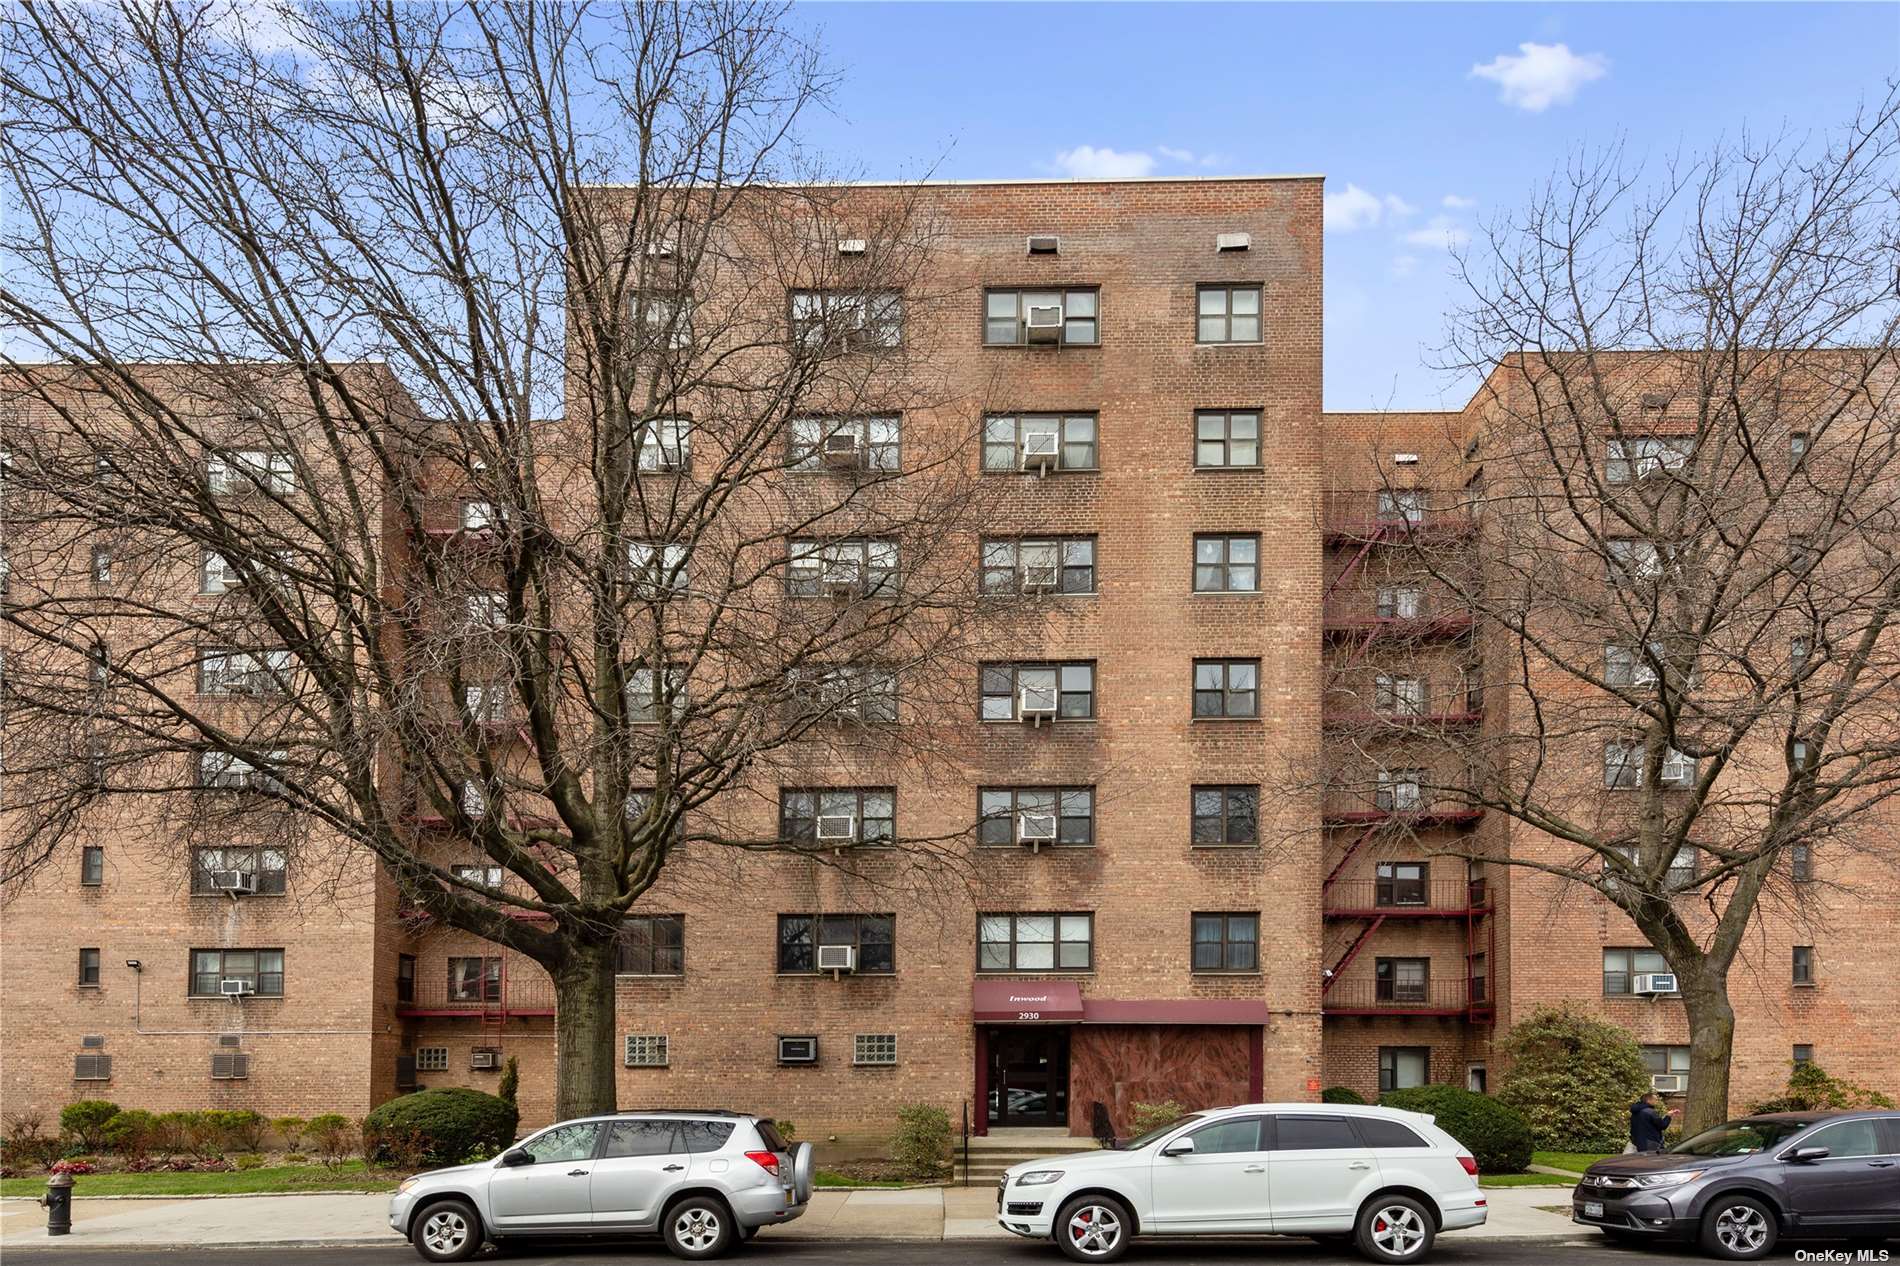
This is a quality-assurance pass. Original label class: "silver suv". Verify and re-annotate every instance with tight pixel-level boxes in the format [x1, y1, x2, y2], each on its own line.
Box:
[388, 1109, 813, 1261]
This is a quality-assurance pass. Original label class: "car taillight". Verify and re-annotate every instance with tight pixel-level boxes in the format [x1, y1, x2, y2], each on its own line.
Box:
[1457, 1155, 1479, 1176]
[746, 1150, 781, 1176]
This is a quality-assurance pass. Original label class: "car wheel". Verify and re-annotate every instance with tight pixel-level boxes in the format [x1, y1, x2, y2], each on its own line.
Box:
[664, 1195, 736, 1260]
[1698, 1195, 1777, 1261]
[410, 1198, 483, 1263]
[1355, 1194, 1435, 1264]
[1055, 1194, 1133, 1263]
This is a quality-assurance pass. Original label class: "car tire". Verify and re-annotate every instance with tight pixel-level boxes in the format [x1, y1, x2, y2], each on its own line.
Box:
[664, 1194, 736, 1260]
[1698, 1195, 1778, 1261]
[1054, 1194, 1133, 1263]
[410, 1198, 483, 1263]
[1355, 1194, 1436, 1264]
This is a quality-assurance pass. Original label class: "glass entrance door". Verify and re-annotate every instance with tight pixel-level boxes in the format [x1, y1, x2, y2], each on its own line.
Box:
[987, 1027, 1070, 1127]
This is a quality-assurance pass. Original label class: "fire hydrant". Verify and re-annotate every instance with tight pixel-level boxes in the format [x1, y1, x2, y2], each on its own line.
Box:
[39, 1170, 73, 1235]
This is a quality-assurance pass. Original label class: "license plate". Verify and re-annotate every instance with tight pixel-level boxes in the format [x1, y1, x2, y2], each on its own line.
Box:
[1583, 1201, 1604, 1219]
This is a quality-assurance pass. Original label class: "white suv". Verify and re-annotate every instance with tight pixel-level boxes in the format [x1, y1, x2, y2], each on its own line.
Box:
[996, 1103, 1487, 1263]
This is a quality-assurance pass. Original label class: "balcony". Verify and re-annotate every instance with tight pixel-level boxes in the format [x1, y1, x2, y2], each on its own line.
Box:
[1322, 979, 1487, 1017]
[1323, 707, 1483, 732]
[1323, 492, 1473, 545]
[1322, 792, 1484, 829]
[1323, 879, 1491, 919]
[394, 975, 556, 1018]
[1322, 609, 1475, 641]
[405, 498, 504, 549]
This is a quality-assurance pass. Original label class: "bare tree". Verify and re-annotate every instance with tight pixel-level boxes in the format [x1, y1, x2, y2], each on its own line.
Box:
[1322, 95, 1900, 1129]
[0, 0, 1009, 1117]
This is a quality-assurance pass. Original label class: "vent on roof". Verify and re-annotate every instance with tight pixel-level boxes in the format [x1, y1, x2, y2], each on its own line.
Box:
[1216, 232, 1252, 252]
[1026, 235, 1060, 255]
[81, 1034, 106, 1049]
[837, 239, 867, 255]
[218, 1034, 243, 1048]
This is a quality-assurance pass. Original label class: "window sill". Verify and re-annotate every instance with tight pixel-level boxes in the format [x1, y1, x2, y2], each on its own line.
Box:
[1193, 341, 1267, 349]
[1190, 970, 1263, 977]
[981, 718, 1098, 726]
[1792, 981, 1818, 989]
[1191, 842, 1261, 850]
[1191, 716, 1263, 724]
[975, 970, 1095, 977]
[1191, 465, 1265, 473]
[977, 842, 1095, 849]
[1189, 590, 1264, 598]
[981, 469, 1102, 478]
[982, 343, 1102, 351]
[774, 971, 898, 979]
[614, 972, 685, 980]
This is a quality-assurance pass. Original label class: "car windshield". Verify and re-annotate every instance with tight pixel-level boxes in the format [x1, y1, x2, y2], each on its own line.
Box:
[1670, 1119, 1815, 1157]
[1122, 1113, 1204, 1150]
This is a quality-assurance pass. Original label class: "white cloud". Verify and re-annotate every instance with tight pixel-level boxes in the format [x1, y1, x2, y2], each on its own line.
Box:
[1155, 145, 1195, 164]
[1391, 255, 1419, 278]
[1442, 194, 1478, 210]
[1400, 215, 1472, 251]
[1470, 42, 1608, 111]
[1383, 193, 1418, 219]
[1052, 146, 1157, 180]
[1324, 183, 1385, 232]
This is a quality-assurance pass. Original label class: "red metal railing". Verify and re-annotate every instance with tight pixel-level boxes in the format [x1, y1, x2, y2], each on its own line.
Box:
[1322, 979, 1476, 1016]
[395, 974, 556, 1017]
[1323, 879, 1491, 917]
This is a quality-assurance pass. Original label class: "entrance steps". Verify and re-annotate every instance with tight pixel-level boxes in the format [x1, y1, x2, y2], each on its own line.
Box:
[954, 1128, 1103, 1185]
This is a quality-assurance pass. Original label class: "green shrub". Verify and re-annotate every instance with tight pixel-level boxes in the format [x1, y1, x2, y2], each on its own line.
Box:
[1747, 1061, 1896, 1114]
[1381, 1085, 1533, 1174]
[363, 1089, 517, 1169]
[1127, 1100, 1188, 1137]
[59, 1101, 119, 1152]
[235, 1152, 267, 1169]
[497, 1057, 519, 1106]
[1496, 1004, 1650, 1152]
[306, 1114, 358, 1170]
[1321, 1086, 1366, 1105]
[101, 1109, 159, 1158]
[208, 1109, 267, 1151]
[888, 1104, 951, 1181]
[270, 1117, 308, 1150]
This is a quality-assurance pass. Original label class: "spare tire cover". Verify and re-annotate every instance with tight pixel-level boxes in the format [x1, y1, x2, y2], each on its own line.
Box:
[792, 1141, 815, 1203]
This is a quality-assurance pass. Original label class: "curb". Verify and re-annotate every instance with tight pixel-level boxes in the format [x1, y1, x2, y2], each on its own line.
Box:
[1, 1191, 393, 1202]
[0, 1239, 403, 1251]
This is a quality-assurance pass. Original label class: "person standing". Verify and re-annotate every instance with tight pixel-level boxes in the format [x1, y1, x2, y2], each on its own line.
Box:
[1629, 1092, 1677, 1153]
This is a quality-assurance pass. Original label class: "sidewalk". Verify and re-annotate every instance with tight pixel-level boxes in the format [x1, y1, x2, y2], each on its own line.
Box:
[0, 1186, 1580, 1249]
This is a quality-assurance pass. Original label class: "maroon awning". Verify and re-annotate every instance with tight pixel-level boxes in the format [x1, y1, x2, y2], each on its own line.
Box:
[972, 979, 1085, 1022]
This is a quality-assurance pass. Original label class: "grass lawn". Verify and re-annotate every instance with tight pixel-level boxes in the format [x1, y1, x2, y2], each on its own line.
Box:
[0, 1160, 398, 1198]
[1532, 1151, 1616, 1174]
[1480, 1173, 1582, 1188]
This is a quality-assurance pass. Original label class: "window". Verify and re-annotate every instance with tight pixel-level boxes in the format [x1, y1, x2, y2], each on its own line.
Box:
[1185, 1117, 1264, 1153]
[190, 847, 288, 895]
[627, 542, 690, 595]
[1196, 284, 1262, 343]
[1375, 957, 1429, 1003]
[459, 500, 496, 531]
[199, 647, 291, 696]
[1375, 862, 1427, 906]
[190, 948, 284, 997]
[632, 291, 692, 351]
[208, 449, 293, 497]
[790, 289, 903, 349]
[979, 787, 1094, 846]
[1792, 1044, 1814, 1067]
[978, 913, 1092, 972]
[1789, 432, 1809, 461]
[779, 788, 895, 847]
[1642, 1044, 1691, 1087]
[1470, 952, 1488, 1003]
[1191, 786, 1258, 845]
[1605, 436, 1693, 483]
[520, 1122, 603, 1165]
[980, 537, 1095, 595]
[201, 549, 242, 594]
[1603, 947, 1670, 995]
[984, 287, 1099, 346]
[787, 538, 899, 597]
[616, 915, 684, 975]
[635, 417, 690, 472]
[1374, 675, 1427, 716]
[415, 1046, 449, 1072]
[1604, 741, 1696, 789]
[624, 1034, 670, 1068]
[1359, 1116, 1430, 1148]
[1193, 659, 1259, 718]
[1375, 767, 1424, 812]
[1191, 913, 1259, 972]
[982, 414, 1098, 472]
[397, 954, 415, 1004]
[1666, 846, 1698, 889]
[199, 749, 282, 792]
[1791, 842, 1813, 882]
[1375, 585, 1424, 619]
[1193, 535, 1259, 592]
[791, 663, 898, 724]
[1605, 643, 1664, 688]
[853, 1033, 898, 1066]
[78, 947, 101, 987]
[1377, 489, 1426, 524]
[464, 683, 509, 725]
[1787, 533, 1821, 574]
[776, 913, 894, 973]
[1273, 1115, 1360, 1151]
[464, 592, 508, 631]
[1607, 538, 1681, 585]
[80, 846, 104, 887]
[459, 779, 488, 819]
[788, 416, 901, 472]
[90, 544, 113, 587]
[1379, 1047, 1430, 1093]
[1802, 1119, 1886, 1159]
[447, 956, 501, 1003]
[1791, 636, 1812, 674]
[980, 662, 1095, 721]
[1792, 945, 1814, 985]
[1194, 410, 1260, 467]
[451, 863, 503, 889]
[626, 665, 686, 724]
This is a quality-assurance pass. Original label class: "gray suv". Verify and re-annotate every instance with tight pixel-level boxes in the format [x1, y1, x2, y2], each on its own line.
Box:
[1573, 1110, 1900, 1259]
[388, 1109, 813, 1261]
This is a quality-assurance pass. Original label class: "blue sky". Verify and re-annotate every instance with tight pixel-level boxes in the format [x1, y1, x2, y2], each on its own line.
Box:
[786, 3, 1899, 409]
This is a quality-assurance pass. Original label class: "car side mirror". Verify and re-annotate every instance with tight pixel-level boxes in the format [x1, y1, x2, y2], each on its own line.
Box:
[1786, 1146, 1830, 1163]
[498, 1148, 533, 1167]
[1161, 1138, 1196, 1157]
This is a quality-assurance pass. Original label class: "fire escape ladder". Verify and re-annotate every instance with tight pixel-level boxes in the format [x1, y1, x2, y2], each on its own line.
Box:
[1323, 825, 1380, 890]
[1324, 534, 1379, 601]
[1323, 915, 1385, 993]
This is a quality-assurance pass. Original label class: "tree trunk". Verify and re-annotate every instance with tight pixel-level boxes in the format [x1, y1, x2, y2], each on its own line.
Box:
[551, 940, 619, 1121]
[1679, 971, 1736, 1135]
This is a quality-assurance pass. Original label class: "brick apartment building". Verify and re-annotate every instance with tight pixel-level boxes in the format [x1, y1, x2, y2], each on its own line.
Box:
[2, 176, 1892, 1147]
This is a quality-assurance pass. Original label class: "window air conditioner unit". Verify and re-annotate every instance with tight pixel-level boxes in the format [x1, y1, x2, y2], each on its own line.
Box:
[1019, 812, 1057, 849]
[821, 433, 861, 467]
[1633, 972, 1679, 996]
[778, 1035, 819, 1064]
[1021, 564, 1058, 593]
[1650, 1074, 1684, 1094]
[816, 944, 856, 973]
[211, 870, 256, 894]
[837, 239, 867, 256]
[815, 814, 856, 842]
[1020, 431, 1058, 473]
[1019, 686, 1057, 726]
[1215, 232, 1251, 252]
[469, 1049, 501, 1071]
[219, 979, 256, 997]
[1024, 305, 1064, 343]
